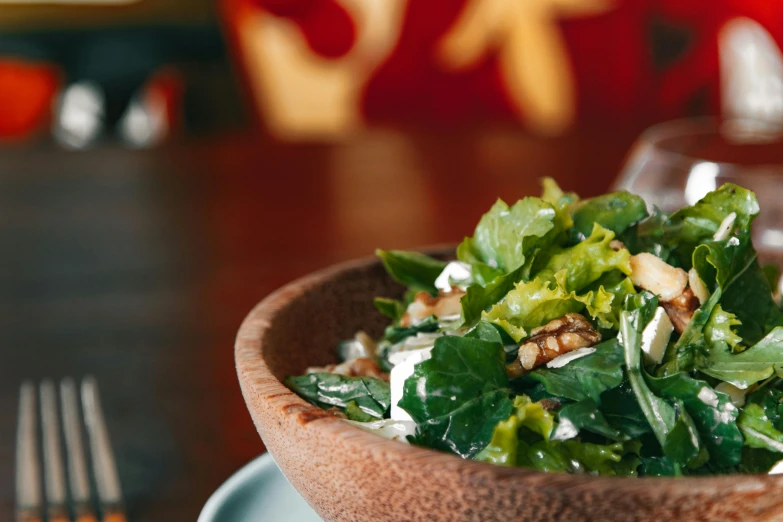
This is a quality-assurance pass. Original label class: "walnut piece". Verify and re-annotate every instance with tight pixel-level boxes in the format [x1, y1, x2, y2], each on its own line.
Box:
[609, 239, 626, 251]
[661, 286, 700, 333]
[306, 357, 389, 381]
[400, 289, 465, 327]
[539, 398, 562, 411]
[513, 313, 601, 373]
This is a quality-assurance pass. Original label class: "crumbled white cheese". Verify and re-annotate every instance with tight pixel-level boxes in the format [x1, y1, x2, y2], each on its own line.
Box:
[716, 381, 747, 407]
[398, 332, 441, 355]
[713, 212, 737, 241]
[697, 386, 720, 408]
[437, 313, 462, 324]
[769, 460, 783, 475]
[551, 417, 579, 441]
[641, 307, 674, 365]
[688, 268, 710, 305]
[434, 261, 472, 292]
[345, 418, 416, 443]
[546, 347, 597, 368]
[338, 331, 377, 361]
[389, 348, 433, 421]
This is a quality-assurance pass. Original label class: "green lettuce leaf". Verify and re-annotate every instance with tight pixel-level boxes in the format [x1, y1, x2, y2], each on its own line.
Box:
[622, 184, 758, 271]
[661, 231, 775, 375]
[535, 224, 631, 293]
[285, 373, 391, 419]
[666, 184, 759, 254]
[373, 297, 407, 322]
[640, 456, 678, 477]
[541, 177, 579, 209]
[518, 439, 641, 475]
[552, 398, 622, 441]
[514, 396, 555, 441]
[344, 401, 376, 422]
[738, 403, 783, 453]
[561, 439, 642, 476]
[457, 197, 566, 274]
[382, 316, 439, 344]
[590, 274, 637, 329]
[645, 373, 743, 468]
[475, 395, 555, 466]
[483, 272, 615, 341]
[460, 264, 526, 327]
[704, 304, 744, 353]
[698, 327, 783, 388]
[691, 229, 782, 341]
[688, 227, 783, 345]
[746, 384, 783, 431]
[600, 382, 652, 439]
[474, 412, 524, 466]
[476, 394, 641, 475]
[456, 240, 504, 286]
[739, 447, 783, 474]
[691, 233, 756, 292]
[621, 294, 703, 470]
[618, 206, 673, 262]
[659, 290, 721, 376]
[400, 336, 514, 458]
[376, 249, 447, 295]
[721, 260, 783, 345]
[570, 191, 648, 240]
[524, 338, 625, 403]
[579, 285, 618, 330]
[482, 276, 584, 341]
[465, 320, 507, 344]
[737, 384, 783, 471]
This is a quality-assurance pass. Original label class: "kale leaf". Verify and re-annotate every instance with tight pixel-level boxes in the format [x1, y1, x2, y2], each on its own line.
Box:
[285, 373, 391, 419]
[524, 338, 625, 403]
[376, 249, 447, 295]
[399, 336, 514, 458]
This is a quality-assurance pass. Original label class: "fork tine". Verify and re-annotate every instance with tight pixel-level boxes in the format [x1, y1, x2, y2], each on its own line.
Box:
[61, 378, 98, 522]
[15, 381, 42, 522]
[40, 380, 70, 522]
[82, 376, 126, 522]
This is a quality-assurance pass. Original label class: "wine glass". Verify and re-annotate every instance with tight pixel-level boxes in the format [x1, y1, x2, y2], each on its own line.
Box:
[613, 117, 783, 264]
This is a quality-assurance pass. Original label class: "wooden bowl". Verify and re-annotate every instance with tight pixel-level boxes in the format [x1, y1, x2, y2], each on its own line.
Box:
[235, 250, 783, 522]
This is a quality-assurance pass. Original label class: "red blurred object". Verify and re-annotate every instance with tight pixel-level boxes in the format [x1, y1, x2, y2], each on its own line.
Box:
[144, 67, 186, 134]
[220, 0, 783, 136]
[256, 0, 356, 58]
[361, 0, 515, 126]
[0, 60, 60, 141]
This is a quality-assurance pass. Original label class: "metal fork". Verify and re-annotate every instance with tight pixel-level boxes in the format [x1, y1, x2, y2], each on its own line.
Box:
[16, 376, 126, 522]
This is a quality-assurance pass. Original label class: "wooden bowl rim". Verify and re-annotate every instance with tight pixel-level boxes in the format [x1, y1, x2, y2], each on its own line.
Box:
[235, 247, 780, 494]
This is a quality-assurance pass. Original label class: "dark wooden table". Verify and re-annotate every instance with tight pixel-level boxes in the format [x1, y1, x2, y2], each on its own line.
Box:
[0, 127, 637, 521]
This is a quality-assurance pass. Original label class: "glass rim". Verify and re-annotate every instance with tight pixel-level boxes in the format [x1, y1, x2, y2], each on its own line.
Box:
[636, 116, 783, 176]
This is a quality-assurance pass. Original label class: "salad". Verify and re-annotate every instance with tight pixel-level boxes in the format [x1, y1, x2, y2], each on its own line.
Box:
[286, 180, 783, 477]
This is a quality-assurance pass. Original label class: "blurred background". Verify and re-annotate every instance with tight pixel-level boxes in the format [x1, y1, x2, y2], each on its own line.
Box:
[1, 0, 782, 144]
[3, 1, 783, 520]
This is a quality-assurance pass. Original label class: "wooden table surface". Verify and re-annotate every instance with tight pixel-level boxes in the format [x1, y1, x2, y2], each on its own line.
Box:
[0, 127, 638, 521]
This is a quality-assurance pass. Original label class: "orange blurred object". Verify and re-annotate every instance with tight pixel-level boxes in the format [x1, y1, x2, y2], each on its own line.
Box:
[0, 60, 60, 141]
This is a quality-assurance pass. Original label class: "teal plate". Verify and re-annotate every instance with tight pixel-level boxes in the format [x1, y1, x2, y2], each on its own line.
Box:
[198, 453, 322, 522]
